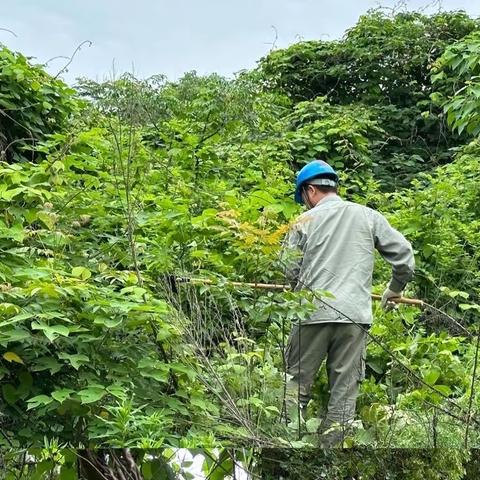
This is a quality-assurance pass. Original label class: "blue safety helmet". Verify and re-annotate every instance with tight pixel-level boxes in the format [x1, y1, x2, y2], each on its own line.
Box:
[294, 160, 338, 204]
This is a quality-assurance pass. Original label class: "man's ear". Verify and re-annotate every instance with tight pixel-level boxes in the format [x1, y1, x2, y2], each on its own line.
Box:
[306, 185, 316, 198]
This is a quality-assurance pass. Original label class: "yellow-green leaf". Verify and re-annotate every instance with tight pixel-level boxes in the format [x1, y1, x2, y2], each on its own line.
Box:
[3, 351, 24, 364]
[37, 211, 56, 230]
[71, 266, 91, 280]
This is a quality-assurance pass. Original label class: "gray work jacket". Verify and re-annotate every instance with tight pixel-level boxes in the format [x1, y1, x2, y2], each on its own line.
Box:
[282, 195, 415, 324]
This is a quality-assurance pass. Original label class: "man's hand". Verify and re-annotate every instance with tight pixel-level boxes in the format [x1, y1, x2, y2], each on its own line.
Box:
[381, 288, 402, 311]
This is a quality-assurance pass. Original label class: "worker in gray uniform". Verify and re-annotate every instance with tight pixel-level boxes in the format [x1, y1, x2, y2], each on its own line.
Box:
[282, 159, 415, 445]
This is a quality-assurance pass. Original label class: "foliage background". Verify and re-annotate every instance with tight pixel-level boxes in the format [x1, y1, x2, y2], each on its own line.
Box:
[1, 5, 480, 479]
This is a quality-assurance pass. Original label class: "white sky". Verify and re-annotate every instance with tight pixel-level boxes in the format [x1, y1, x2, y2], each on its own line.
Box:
[1, 0, 479, 84]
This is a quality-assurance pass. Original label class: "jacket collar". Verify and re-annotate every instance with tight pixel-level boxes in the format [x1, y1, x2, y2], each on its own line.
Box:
[315, 194, 342, 207]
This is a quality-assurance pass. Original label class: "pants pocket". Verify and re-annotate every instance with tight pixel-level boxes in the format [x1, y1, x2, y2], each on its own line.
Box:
[358, 335, 367, 382]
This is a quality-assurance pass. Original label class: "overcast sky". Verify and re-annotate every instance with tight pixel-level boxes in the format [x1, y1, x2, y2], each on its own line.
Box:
[1, 0, 479, 84]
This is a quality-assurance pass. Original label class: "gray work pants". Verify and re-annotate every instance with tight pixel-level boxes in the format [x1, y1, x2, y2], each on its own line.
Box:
[285, 322, 368, 428]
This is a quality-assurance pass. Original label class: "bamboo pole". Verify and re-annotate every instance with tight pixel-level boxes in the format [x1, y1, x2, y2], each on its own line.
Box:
[370, 293, 423, 307]
[178, 277, 424, 307]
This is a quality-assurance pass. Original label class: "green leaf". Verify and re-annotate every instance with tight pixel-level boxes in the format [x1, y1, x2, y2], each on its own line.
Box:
[448, 290, 469, 299]
[367, 360, 384, 374]
[77, 386, 106, 404]
[306, 417, 321, 433]
[36, 211, 56, 230]
[2, 384, 19, 405]
[32, 356, 63, 374]
[149, 459, 173, 480]
[433, 385, 452, 396]
[0, 303, 21, 316]
[106, 384, 128, 400]
[0, 220, 25, 242]
[59, 467, 76, 480]
[459, 304, 480, 312]
[422, 244, 434, 258]
[58, 352, 89, 370]
[93, 316, 123, 328]
[71, 266, 92, 280]
[141, 461, 152, 480]
[27, 394, 54, 410]
[31, 321, 70, 342]
[51, 388, 75, 403]
[17, 371, 33, 397]
[139, 367, 169, 382]
[170, 362, 196, 381]
[0, 328, 31, 344]
[190, 395, 209, 411]
[355, 428, 376, 445]
[206, 450, 233, 480]
[31, 460, 55, 480]
[423, 368, 441, 386]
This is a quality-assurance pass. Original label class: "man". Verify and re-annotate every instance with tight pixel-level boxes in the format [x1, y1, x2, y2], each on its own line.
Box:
[282, 159, 415, 445]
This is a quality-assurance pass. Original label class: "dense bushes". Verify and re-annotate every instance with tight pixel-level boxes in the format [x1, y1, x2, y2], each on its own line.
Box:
[0, 47, 78, 162]
[257, 10, 480, 187]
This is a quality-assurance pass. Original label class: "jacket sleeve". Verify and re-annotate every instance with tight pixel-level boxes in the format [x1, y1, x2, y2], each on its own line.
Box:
[281, 221, 307, 288]
[372, 211, 415, 293]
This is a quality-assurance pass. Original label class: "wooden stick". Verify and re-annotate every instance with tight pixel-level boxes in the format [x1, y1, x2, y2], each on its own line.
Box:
[371, 293, 424, 307]
[181, 278, 424, 307]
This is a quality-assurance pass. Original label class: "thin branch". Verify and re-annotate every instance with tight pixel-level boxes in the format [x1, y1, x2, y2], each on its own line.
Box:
[75, 450, 111, 480]
[0, 108, 34, 136]
[54, 40, 92, 79]
[0, 28, 17, 37]
[1, 136, 36, 159]
[264, 26, 278, 51]
[44, 55, 70, 67]
[464, 330, 480, 448]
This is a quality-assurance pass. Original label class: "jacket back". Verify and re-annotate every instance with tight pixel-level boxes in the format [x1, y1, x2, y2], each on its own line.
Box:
[283, 195, 414, 324]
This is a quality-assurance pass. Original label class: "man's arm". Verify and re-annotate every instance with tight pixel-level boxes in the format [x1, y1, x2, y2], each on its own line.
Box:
[373, 211, 415, 294]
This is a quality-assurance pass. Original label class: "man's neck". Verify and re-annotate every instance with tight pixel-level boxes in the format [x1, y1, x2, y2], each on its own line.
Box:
[313, 192, 338, 207]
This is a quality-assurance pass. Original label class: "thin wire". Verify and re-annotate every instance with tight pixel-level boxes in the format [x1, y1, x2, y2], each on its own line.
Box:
[182, 269, 479, 428]
[423, 301, 473, 338]
[277, 262, 480, 426]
